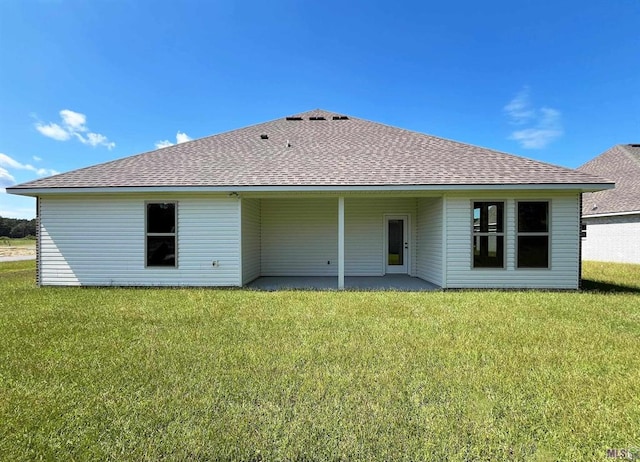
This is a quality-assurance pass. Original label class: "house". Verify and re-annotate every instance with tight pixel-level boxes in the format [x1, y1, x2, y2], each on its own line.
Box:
[7, 109, 613, 289]
[578, 144, 640, 264]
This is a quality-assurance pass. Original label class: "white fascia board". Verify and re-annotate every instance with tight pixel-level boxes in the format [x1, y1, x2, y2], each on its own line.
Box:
[6, 182, 615, 197]
[582, 210, 640, 218]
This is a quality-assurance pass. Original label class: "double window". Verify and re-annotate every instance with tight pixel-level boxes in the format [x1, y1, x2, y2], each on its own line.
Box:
[146, 202, 177, 267]
[517, 201, 549, 268]
[472, 200, 550, 269]
[473, 202, 504, 268]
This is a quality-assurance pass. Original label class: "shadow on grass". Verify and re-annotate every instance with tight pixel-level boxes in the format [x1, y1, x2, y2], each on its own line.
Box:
[581, 279, 640, 294]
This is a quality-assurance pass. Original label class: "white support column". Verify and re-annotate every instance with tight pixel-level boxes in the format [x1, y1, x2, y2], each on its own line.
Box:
[338, 196, 345, 289]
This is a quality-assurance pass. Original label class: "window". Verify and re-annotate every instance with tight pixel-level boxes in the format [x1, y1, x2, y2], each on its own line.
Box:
[517, 201, 549, 268]
[473, 202, 504, 268]
[146, 202, 176, 267]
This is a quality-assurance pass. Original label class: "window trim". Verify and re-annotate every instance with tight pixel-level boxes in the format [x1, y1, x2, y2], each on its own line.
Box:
[145, 201, 178, 268]
[471, 200, 506, 269]
[516, 200, 551, 270]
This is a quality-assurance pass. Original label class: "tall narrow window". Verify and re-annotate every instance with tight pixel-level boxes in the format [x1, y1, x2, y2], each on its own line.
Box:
[517, 201, 549, 268]
[473, 202, 504, 268]
[146, 202, 177, 267]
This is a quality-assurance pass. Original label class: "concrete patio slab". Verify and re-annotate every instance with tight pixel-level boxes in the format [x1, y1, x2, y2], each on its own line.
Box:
[247, 274, 440, 291]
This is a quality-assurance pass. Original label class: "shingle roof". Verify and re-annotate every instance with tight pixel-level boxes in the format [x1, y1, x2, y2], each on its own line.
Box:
[579, 144, 640, 215]
[9, 109, 610, 191]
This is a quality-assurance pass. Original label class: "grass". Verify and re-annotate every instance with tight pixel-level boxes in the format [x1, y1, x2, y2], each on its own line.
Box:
[1, 260, 638, 461]
[0, 237, 36, 247]
[582, 261, 640, 293]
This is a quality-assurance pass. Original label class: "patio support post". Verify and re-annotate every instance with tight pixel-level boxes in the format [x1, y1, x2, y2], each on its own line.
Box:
[338, 196, 345, 289]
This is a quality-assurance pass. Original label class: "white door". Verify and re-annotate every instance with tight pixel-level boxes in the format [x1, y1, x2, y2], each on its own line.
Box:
[385, 216, 408, 274]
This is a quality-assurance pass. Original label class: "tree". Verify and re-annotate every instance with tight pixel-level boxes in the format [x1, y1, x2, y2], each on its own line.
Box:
[0, 216, 36, 238]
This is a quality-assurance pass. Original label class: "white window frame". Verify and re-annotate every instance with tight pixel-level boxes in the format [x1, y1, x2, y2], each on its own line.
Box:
[145, 201, 178, 268]
[471, 201, 505, 269]
[516, 200, 551, 269]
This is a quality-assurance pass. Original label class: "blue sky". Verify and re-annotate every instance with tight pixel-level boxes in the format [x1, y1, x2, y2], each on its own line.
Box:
[1, 0, 638, 218]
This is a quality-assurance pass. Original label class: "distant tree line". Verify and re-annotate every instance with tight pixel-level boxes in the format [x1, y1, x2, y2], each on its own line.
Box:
[0, 216, 37, 238]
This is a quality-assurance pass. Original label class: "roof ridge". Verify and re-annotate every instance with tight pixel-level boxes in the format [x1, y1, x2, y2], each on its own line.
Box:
[287, 108, 351, 119]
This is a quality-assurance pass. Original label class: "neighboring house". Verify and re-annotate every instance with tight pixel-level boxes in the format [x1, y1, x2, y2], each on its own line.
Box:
[7, 109, 612, 289]
[578, 144, 640, 264]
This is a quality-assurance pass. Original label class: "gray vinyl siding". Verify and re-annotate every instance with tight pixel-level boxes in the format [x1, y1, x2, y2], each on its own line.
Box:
[241, 198, 261, 284]
[345, 197, 418, 276]
[37, 191, 583, 288]
[39, 194, 241, 286]
[416, 197, 443, 286]
[35, 197, 41, 286]
[260, 196, 420, 277]
[261, 198, 338, 276]
[445, 192, 581, 289]
[581, 214, 640, 264]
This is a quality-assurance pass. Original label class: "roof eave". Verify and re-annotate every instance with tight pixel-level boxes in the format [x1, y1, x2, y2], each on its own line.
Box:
[6, 182, 615, 197]
[582, 209, 640, 218]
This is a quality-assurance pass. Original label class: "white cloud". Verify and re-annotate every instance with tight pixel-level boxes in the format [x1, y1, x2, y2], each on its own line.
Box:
[35, 109, 115, 149]
[60, 109, 87, 131]
[0, 166, 16, 188]
[0, 153, 22, 169]
[155, 131, 193, 149]
[74, 132, 116, 150]
[176, 131, 192, 144]
[539, 107, 561, 125]
[38, 168, 60, 176]
[0, 153, 59, 178]
[155, 140, 174, 149]
[504, 88, 563, 149]
[33, 156, 42, 162]
[509, 128, 563, 149]
[504, 87, 535, 125]
[35, 122, 71, 141]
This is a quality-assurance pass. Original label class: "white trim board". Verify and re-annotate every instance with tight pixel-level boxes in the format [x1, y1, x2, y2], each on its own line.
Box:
[582, 210, 640, 218]
[7, 182, 614, 196]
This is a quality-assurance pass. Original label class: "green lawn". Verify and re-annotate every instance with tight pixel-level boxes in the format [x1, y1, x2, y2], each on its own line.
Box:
[1, 261, 638, 461]
[0, 237, 36, 247]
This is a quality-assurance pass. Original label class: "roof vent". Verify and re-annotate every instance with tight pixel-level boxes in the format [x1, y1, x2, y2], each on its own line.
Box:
[332, 115, 349, 120]
[260, 134, 269, 140]
[309, 116, 326, 121]
[629, 144, 640, 147]
[286, 116, 303, 121]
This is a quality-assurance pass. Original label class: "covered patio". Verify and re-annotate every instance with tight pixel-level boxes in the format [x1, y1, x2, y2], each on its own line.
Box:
[247, 274, 440, 291]
[240, 195, 444, 290]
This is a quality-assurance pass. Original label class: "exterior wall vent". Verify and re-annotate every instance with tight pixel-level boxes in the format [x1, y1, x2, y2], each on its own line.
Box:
[286, 116, 303, 121]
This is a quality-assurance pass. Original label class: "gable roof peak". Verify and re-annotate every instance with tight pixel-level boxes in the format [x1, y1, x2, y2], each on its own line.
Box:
[618, 143, 640, 163]
[579, 144, 640, 215]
